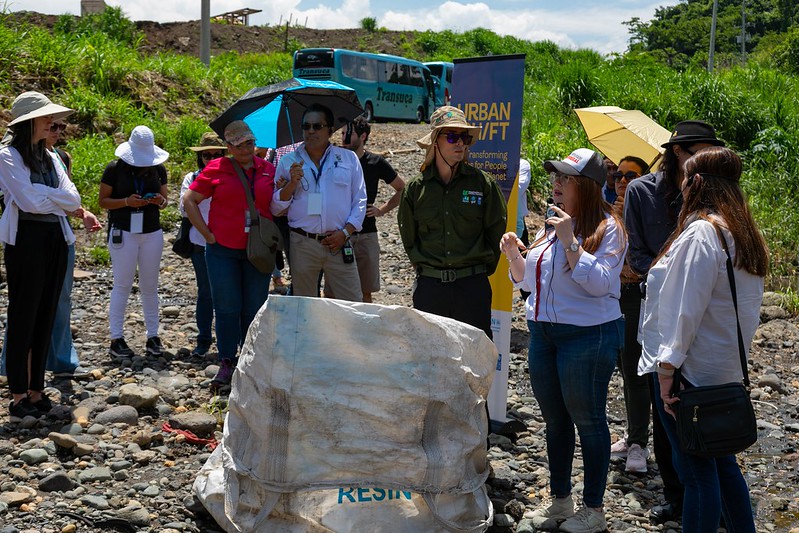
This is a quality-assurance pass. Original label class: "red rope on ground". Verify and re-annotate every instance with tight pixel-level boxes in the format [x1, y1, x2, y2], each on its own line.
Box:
[161, 422, 218, 450]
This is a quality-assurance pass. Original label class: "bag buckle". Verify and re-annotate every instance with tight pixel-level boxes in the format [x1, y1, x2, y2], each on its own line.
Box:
[440, 269, 457, 283]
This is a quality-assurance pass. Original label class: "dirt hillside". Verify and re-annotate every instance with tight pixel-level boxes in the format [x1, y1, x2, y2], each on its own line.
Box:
[9, 11, 420, 57]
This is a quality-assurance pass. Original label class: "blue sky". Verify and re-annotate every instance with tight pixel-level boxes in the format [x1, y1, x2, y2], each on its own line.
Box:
[7, 0, 679, 54]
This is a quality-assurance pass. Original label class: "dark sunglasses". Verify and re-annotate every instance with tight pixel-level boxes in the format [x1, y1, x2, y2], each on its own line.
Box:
[50, 123, 67, 133]
[443, 132, 473, 144]
[201, 151, 224, 160]
[302, 122, 328, 131]
[612, 170, 640, 182]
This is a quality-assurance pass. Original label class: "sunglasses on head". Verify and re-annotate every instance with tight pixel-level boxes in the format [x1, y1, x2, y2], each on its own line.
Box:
[442, 132, 473, 144]
[302, 122, 328, 131]
[50, 123, 67, 133]
[201, 151, 224, 160]
[612, 170, 640, 182]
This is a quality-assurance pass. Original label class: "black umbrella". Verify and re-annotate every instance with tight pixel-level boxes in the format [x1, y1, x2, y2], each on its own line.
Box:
[210, 78, 363, 148]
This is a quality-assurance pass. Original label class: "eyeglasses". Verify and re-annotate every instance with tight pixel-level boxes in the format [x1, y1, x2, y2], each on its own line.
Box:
[442, 132, 473, 144]
[49, 123, 67, 133]
[302, 122, 328, 131]
[548, 172, 574, 185]
[201, 151, 224, 160]
[612, 170, 640, 182]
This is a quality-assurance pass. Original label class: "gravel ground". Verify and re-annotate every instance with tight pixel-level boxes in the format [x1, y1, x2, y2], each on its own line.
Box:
[0, 122, 797, 532]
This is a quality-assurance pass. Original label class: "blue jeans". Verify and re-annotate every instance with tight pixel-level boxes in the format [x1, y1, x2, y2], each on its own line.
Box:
[204, 243, 270, 360]
[190, 247, 213, 344]
[1, 243, 79, 375]
[652, 377, 756, 532]
[527, 319, 622, 508]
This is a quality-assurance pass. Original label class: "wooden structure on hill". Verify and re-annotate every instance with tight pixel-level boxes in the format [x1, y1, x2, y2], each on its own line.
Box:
[81, 0, 108, 16]
[212, 8, 262, 26]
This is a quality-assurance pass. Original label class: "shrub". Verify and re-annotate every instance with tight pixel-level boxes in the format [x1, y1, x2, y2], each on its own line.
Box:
[360, 17, 378, 32]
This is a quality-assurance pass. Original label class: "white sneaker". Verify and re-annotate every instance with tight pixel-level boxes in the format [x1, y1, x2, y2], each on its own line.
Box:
[610, 437, 628, 458]
[560, 507, 607, 533]
[625, 443, 649, 473]
[529, 495, 575, 530]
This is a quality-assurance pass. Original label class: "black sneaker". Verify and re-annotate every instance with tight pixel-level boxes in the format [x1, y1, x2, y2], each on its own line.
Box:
[9, 397, 41, 419]
[31, 395, 53, 414]
[191, 339, 212, 357]
[110, 338, 135, 358]
[146, 336, 164, 356]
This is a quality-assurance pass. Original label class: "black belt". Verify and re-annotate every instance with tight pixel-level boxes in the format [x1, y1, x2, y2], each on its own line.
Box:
[417, 264, 487, 283]
[291, 227, 328, 242]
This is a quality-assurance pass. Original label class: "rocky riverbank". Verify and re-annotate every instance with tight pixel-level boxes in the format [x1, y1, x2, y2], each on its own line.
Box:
[0, 122, 797, 532]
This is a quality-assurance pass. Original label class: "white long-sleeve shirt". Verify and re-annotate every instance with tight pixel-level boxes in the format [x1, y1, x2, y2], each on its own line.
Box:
[512, 213, 626, 326]
[271, 143, 366, 233]
[638, 217, 764, 386]
[180, 171, 211, 247]
[0, 146, 81, 245]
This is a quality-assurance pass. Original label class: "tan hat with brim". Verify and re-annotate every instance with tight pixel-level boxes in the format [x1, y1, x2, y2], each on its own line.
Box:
[416, 106, 481, 168]
[189, 131, 227, 152]
[9, 91, 74, 127]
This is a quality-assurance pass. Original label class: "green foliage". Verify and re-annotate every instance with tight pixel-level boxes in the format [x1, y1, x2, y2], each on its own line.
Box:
[54, 6, 142, 46]
[360, 17, 378, 32]
[774, 27, 799, 73]
[625, 0, 795, 62]
[87, 245, 110, 266]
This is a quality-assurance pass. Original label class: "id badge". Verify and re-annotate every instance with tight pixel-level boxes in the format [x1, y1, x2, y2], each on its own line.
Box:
[130, 211, 144, 234]
[307, 193, 323, 215]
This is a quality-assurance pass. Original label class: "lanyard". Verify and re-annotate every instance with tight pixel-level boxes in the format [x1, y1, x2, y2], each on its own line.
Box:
[534, 237, 557, 322]
[244, 166, 256, 198]
[309, 151, 330, 192]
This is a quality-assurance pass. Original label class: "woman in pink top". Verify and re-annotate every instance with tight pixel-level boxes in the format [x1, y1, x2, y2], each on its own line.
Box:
[183, 121, 275, 392]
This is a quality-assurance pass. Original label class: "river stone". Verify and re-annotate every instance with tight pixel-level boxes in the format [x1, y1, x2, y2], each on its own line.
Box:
[78, 467, 112, 483]
[167, 411, 217, 438]
[119, 384, 160, 409]
[95, 405, 139, 426]
[48, 432, 78, 449]
[19, 449, 48, 465]
[39, 472, 75, 492]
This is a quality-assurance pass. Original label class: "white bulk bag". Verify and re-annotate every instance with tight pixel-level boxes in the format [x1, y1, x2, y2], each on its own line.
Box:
[194, 296, 497, 532]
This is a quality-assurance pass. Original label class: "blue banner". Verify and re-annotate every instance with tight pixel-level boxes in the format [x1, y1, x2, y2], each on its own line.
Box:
[451, 55, 525, 202]
[451, 54, 525, 426]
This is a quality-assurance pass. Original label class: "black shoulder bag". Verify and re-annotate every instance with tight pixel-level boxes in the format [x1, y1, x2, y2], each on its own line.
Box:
[230, 158, 283, 274]
[672, 225, 758, 458]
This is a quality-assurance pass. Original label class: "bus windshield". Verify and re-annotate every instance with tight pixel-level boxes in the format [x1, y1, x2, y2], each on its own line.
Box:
[294, 48, 439, 123]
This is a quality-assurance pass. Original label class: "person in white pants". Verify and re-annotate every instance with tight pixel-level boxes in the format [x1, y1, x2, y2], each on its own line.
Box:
[98, 126, 169, 358]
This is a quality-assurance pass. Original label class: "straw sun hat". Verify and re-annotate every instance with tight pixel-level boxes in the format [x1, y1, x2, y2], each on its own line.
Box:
[189, 131, 227, 152]
[416, 106, 481, 169]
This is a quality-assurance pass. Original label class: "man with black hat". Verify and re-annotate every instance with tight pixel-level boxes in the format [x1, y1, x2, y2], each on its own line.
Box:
[623, 119, 725, 523]
[397, 106, 506, 338]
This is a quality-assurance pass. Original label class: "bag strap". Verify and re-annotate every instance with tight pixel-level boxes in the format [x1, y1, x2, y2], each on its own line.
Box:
[713, 223, 750, 388]
[672, 223, 749, 394]
[230, 157, 260, 225]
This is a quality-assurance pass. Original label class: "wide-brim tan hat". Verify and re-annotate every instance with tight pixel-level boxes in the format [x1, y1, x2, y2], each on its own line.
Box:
[416, 106, 480, 168]
[8, 91, 74, 127]
[189, 131, 227, 152]
[114, 125, 169, 167]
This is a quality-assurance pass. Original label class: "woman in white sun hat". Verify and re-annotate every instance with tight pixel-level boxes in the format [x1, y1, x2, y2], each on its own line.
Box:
[98, 125, 169, 359]
[0, 91, 81, 419]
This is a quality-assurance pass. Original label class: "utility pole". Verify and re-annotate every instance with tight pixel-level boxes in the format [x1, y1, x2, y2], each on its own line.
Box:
[708, 0, 719, 72]
[200, 0, 210, 67]
[737, 0, 749, 63]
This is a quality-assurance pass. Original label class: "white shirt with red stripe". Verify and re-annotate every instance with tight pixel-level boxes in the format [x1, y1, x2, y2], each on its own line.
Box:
[510, 213, 626, 326]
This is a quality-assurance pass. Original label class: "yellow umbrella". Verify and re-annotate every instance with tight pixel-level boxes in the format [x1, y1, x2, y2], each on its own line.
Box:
[574, 106, 672, 169]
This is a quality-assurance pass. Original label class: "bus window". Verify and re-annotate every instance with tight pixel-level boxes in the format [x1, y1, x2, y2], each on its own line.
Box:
[410, 66, 424, 87]
[295, 49, 334, 69]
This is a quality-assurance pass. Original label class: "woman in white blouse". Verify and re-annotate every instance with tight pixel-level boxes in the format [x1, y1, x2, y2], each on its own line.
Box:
[639, 146, 766, 532]
[0, 92, 81, 419]
[500, 148, 627, 533]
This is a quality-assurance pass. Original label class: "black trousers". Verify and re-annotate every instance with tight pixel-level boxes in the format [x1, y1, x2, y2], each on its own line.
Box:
[412, 273, 492, 340]
[5, 220, 68, 395]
